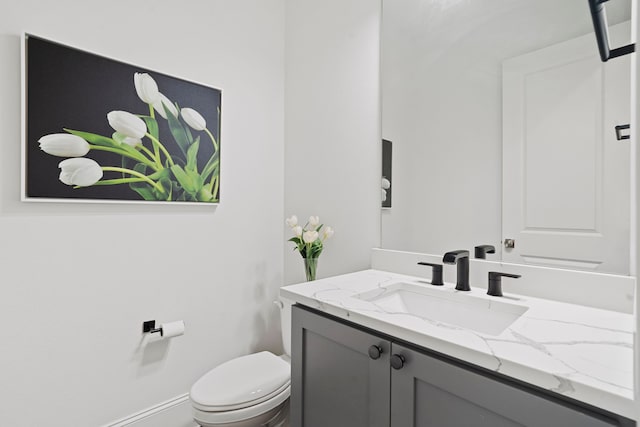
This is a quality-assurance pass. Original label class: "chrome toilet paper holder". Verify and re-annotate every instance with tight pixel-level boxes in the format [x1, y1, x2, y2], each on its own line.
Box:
[142, 320, 164, 336]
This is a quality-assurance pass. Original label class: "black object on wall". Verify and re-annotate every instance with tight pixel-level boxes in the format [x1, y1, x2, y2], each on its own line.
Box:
[382, 139, 392, 208]
[615, 124, 631, 140]
[588, 0, 635, 62]
[142, 320, 163, 336]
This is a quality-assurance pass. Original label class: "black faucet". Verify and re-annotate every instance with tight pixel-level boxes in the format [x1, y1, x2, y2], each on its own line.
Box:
[417, 262, 443, 286]
[487, 272, 521, 297]
[442, 250, 470, 291]
[474, 245, 496, 259]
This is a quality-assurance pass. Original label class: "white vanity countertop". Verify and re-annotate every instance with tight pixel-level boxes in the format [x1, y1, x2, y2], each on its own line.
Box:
[280, 269, 635, 419]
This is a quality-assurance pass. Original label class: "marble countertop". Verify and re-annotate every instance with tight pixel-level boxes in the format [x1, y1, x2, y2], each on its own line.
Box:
[280, 269, 635, 419]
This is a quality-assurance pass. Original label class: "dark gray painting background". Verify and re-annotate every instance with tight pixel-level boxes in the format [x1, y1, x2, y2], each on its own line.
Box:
[26, 35, 222, 201]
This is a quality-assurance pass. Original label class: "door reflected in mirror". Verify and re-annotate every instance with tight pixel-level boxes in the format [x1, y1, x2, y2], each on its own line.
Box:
[380, 0, 633, 275]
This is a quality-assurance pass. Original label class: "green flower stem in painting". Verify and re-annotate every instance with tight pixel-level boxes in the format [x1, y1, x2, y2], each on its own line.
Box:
[100, 166, 165, 193]
[89, 144, 159, 171]
[206, 158, 220, 192]
[147, 104, 161, 161]
[137, 144, 162, 168]
[144, 133, 175, 166]
[212, 176, 219, 198]
[92, 177, 156, 186]
[204, 128, 219, 152]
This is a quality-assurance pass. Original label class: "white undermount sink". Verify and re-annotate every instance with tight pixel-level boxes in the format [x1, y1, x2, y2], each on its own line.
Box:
[354, 282, 528, 336]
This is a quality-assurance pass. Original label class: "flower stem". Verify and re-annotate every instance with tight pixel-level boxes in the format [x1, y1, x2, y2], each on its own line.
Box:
[138, 144, 162, 168]
[207, 158, 220, 192]
[148, 105, 160, 161]
[205, 128, 219, 153]
[204, 109, 220, 195]
[91, 177, 152, 185]
[89, 145, 158, 171]
[145, 133, 175, 166]
[101, 166, 164, 193]
[304, 257, 318, 281]
[211, 176, 219, 199]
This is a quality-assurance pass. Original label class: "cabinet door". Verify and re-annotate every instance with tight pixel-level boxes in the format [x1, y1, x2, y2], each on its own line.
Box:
[291, 306, 391, 427]
[390, 343, 618, 427]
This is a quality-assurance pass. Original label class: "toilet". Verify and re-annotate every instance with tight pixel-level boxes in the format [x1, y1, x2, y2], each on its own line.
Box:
[189, 298, 293, 427]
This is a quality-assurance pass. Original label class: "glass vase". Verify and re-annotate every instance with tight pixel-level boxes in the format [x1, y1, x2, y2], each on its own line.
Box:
[304, 258, 319, 282]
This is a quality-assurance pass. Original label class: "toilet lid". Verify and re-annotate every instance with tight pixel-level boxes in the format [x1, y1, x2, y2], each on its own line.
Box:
[190, 351, 291, 411]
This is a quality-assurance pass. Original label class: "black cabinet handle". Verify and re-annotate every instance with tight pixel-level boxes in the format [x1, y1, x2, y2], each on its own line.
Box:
[368, 345, 383, 360]
[390, 354, 405, 370]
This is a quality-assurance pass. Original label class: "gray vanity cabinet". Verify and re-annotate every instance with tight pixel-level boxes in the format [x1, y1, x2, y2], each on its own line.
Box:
[291, 304, 634, 427]
[391, 342, 619, 426]
[290, 304, 391, 427]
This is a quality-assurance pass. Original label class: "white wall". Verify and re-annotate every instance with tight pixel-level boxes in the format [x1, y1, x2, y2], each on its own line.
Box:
[0, 1, 285, 426]
[283, 0, 382, 284]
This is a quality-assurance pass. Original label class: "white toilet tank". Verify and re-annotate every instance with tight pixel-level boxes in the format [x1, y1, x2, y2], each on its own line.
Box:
[276, 297, 294, 356]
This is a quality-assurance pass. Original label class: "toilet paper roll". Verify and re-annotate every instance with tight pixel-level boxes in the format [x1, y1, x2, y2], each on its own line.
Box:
[161, 320, 185, 339]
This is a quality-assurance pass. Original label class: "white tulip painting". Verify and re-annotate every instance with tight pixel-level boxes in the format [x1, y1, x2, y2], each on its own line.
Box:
[24, 34, 222, 203]
[381, 139, 392, 208]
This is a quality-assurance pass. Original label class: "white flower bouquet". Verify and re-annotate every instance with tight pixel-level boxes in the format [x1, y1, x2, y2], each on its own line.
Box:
[286, 215, 334, 281]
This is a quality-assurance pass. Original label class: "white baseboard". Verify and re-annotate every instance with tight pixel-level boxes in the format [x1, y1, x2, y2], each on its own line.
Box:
[102, 393, 197, 427]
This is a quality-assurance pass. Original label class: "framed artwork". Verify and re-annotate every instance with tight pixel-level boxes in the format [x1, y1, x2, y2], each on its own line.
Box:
[382, 139, 392, 208]
[22, 34, 221, 204]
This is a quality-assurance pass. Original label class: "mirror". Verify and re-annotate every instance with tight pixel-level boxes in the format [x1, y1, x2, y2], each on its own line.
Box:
[381, 0, 633, 275]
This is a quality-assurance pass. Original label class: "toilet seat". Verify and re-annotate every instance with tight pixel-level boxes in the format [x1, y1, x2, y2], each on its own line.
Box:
[193, 381, 290, 412]
[192, 384, 290, 425]
[190, 351, 291, 425]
